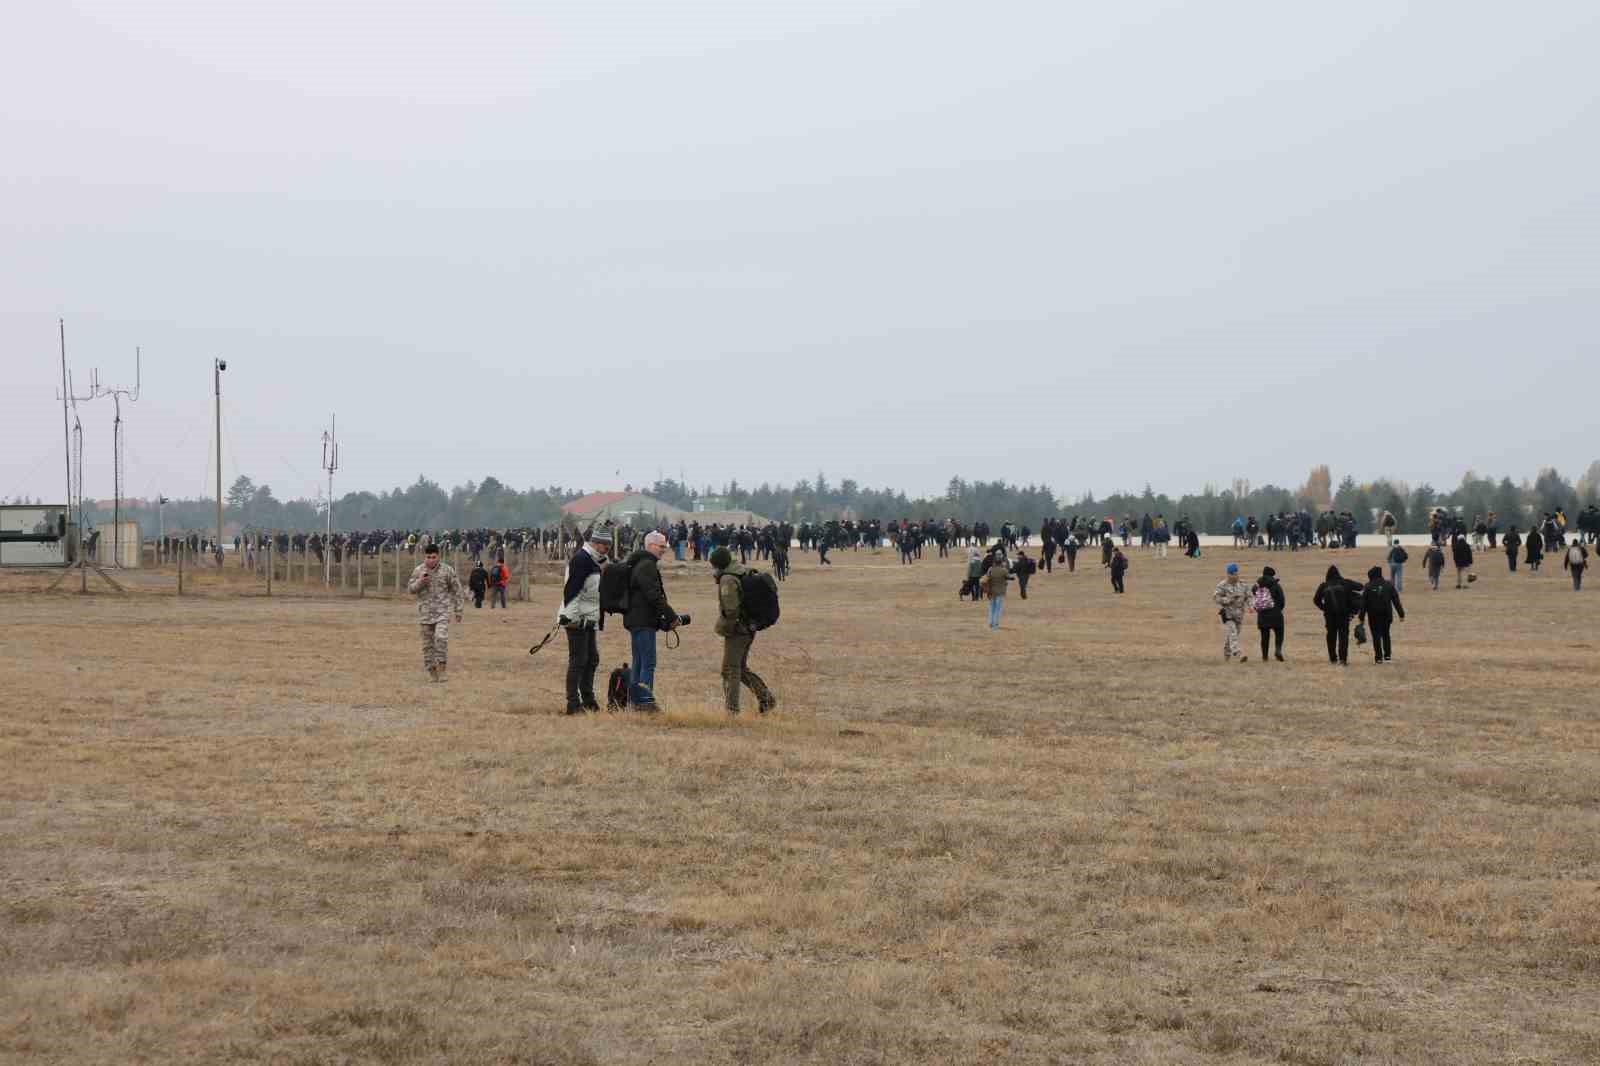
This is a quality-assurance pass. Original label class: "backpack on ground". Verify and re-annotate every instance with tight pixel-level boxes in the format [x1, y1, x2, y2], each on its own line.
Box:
[1250, 585, 1275, 613]
[598, 560, 632, 615]
[737, 569, 781, 630]
[606, 664, 630, 709]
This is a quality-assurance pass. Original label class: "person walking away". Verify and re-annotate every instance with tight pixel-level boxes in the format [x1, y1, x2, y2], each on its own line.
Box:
[622, 531, 680, 709]
[1064, 534, 1080, 572]
[559, 528, 611, 713]
[1451, 533, 1475, 589]
[711, 547, 776, 713]
[1564, 541, 1589, 590]
[408, 544, 465, 682]
[965, 548, 985, 604]
[1213, 562, 1250, 662]
[1013, 549, 1036, 599]
[1101, 535, 1115, 569]
[1526, 526, 1544, 572]
[1386, 538, 1408, 592]
[1312, 564, 1363, 665]
[489, 556, 509, 609]
[1109, 547, 1129, 594]
[468, 560, 488, 608]
[1251, 566, 1286, 662]
[1358, 565, 1405, 664]
[982, 551, 1010, 629]
[1423, 542, 1446, 589]
[1503, 527, 1521, 572]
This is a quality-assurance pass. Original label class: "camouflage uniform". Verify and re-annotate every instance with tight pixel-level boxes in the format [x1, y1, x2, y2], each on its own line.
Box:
[1213, 578, 1251, 661]
[408, 561, 465, 677]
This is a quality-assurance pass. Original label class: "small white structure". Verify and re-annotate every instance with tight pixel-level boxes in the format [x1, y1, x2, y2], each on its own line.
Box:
[0, 505, 72, 567]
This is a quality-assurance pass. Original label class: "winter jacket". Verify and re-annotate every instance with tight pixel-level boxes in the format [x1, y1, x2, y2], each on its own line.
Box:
[468, 567, 488, 594]
[623, 550, 675, 631]
[1451, 537, 1474, 569]
[1526, 532, 1543, 563]
[982, 559, 1010, 598]
[1359, 579, 1405, 622]
[1252, 576, 1286, 628]
[1565, 544, 1589, 571]
[1312, 567, 1363, 618]
[715, 560, 752, 637]
[559, 546, 605, 626]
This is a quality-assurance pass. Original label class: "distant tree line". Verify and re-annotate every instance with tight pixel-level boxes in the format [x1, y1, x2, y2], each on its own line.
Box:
[75, 462, 1600, 535]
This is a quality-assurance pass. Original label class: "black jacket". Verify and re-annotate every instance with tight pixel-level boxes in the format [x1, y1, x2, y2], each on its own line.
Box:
[622, 550, 674, 631]
[1312, 567, 1363, 618]
[1451, 537, 1474, 568]
[1254, 576, 1286, 626]
[468, 567, 488, 594]
[1359, 580, 1405, 621]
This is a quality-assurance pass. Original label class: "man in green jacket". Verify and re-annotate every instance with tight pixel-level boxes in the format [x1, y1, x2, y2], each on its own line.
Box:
[711, 546, 776, 714]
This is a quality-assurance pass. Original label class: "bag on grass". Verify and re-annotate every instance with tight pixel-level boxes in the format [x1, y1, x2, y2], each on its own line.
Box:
[606, 664, 630, 710]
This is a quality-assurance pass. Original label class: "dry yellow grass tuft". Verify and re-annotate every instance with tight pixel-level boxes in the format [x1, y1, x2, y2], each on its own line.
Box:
[2, 545, 1598, 1063]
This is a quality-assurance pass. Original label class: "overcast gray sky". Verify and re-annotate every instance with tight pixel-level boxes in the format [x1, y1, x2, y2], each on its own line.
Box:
[4, 1, 1597, 507]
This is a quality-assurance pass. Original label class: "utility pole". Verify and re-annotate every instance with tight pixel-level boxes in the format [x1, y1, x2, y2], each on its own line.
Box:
[214, 358, 227, 565]
[92, 347, 140, 567]
[321, 414, 339, 585]
[59, 320, 71, 546]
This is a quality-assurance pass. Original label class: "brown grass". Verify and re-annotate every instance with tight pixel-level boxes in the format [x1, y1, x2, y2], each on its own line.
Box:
[2, 545, 1598, 1064]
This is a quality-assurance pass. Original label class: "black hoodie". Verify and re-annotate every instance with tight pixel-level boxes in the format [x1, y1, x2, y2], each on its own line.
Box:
[1312, 565, 1363, 618]
[1253, 572, 1286, 625]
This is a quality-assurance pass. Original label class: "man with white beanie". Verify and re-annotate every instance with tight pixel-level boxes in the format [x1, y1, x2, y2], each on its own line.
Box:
[622, 529, 682, 710]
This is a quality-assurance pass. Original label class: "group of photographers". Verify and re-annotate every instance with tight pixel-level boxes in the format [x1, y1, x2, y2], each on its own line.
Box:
[552, 527, 775, 716]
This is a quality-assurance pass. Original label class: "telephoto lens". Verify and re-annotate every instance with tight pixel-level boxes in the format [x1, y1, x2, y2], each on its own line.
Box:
[677, 614, 692, 627]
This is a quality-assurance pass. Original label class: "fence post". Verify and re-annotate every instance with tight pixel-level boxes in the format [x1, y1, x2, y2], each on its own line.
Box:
[357, 550, 364, 597]
[266, 543, 273, 596]
[177, 544, 184, 596]
[395, 546, 403, 594]
[520, 548, 530, 602]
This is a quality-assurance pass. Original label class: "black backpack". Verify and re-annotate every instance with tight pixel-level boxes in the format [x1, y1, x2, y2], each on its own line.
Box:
[1390, 546, 1409, 564]
[598, 560, 632, 616]
[734, 569, 781, 630]
[1322, 580, 1350, 614]
[606, 665, 630, 710]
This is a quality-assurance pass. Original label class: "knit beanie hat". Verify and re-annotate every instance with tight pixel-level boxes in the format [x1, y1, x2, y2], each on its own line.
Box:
[709, 546, 733, 570]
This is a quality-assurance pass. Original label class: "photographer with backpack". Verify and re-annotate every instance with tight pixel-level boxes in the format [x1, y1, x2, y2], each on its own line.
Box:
[1312, 564, 1363, 666]
[710, 546, 778, 715]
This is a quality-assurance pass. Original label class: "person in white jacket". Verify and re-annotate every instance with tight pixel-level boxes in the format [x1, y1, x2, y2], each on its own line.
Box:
[559, 527, 611, 713]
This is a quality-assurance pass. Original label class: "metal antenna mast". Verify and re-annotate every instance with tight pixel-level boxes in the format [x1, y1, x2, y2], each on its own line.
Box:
[92, 346, 141, 567]
[49, 322, 126, 594]
[320, 414, 339, 584]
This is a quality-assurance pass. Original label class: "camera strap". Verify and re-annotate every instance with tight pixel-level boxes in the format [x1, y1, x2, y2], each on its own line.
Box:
[527, 624, 560, 656]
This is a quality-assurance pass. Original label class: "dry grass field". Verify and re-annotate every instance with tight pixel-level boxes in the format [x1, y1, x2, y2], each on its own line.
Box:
[2, 544, 1598, 1065]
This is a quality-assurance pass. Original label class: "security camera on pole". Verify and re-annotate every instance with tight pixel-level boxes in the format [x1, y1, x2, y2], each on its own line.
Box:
[321, 415, 339, 585]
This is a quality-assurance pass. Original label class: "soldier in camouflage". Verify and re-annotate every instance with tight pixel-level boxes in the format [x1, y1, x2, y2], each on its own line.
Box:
[1213, 562, 1251, 663]
[408, 543, 465, 682]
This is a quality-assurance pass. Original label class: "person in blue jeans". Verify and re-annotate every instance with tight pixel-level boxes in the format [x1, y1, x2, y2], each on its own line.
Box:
[1386, 538, 1408, 593]
[983, 553, 1010, 629]
[621, 531, 681, 709]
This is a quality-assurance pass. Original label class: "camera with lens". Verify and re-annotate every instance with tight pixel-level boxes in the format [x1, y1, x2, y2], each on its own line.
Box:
[660, 612, 691, 631]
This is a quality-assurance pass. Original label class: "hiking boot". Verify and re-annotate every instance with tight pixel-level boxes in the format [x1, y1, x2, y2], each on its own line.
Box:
[426, 665, 437, 681]
[564, 704, 583, 715]
[581, 699, 601, 713]
[1274, 653, 1285, 662]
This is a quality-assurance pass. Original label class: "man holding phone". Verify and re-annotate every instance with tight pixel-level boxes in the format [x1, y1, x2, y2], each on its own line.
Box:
[408, 543, 465, 682]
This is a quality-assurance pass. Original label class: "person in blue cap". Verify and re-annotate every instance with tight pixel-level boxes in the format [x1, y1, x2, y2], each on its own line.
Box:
[1213, 562, 1251, 662]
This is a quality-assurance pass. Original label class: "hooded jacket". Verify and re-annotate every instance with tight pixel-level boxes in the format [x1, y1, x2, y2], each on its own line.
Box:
[1451, 536, 1474, 569]
[1312, 565, 1363, 618]
[623, 549, 674, 632]
[1252, 573, 1286, 626]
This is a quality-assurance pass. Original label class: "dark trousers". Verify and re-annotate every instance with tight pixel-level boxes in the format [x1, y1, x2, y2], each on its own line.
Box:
[1040, 550, 1052, 573]
[1324, 616, 1350, 662]
[565, 626, 600, 708]
[1065, 551, 1077, 572]
[1111, 572, 1125, 593]
[1574, 566, 1586, 591]
[1017, 575, 1029, 598]
[1507, 552, 1517, 572]
[1258, 618, 1284, 660]
[1369, 614, 1393, 660]
[472, 591, 484, 608]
